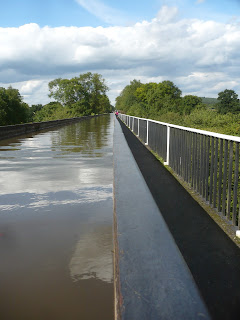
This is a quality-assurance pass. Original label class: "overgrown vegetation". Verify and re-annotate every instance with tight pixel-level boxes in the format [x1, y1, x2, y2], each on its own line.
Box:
[1, 75, 240, 134]
[47, 72, 112, 118]
[115, 80, 240, 136]
[0, 87, 30, 125]
[0, 72, 113, 126]
[200, 97, 217, 107]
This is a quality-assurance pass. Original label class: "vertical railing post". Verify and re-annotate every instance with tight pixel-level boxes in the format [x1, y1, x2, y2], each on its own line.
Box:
[145, 120, 149, 145]
[137, 118, 140, 137]
[164, 125, 170, 165]
[132, 117, 134, 131]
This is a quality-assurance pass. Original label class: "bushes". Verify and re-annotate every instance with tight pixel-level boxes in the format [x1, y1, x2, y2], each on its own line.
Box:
[33, 73, 113, 122]
[116, 80, 240, 136]
[0, 86, 30, 125]
[33, 102, 71, 122]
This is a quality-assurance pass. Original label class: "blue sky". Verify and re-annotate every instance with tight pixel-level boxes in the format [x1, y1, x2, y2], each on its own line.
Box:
[1, 0, 239, 27]
[0, 0, 240, 105]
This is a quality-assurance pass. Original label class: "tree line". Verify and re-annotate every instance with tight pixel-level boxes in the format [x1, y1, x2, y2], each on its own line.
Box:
[0, 72, 113, 126]
[1, 74, 240, 135]
[115, 80, 240, 136]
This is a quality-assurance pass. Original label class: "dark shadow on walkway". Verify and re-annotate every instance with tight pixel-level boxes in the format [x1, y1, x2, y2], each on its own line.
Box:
[118, 119, 240, 320]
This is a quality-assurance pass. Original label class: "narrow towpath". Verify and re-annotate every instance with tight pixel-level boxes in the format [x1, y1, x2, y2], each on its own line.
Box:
[118, 119, 240, 320]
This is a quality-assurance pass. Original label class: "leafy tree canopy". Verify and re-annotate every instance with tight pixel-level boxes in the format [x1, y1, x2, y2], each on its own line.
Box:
[115, 79, 142, 113]
[0, 86, 30, 126]
[115, 81, 240, 136]
[28, 104, 43, 122]
[181, 95, 202, 115]
[48, 72, 112, 116]
[217, 89, 240, 114]
[33, 102, 68, 122]
[115, 79, 183, 117]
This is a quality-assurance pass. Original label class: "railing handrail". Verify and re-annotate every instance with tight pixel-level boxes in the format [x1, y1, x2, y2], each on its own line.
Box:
[119, 112, 240, 232]
[121, 114, 240, 142]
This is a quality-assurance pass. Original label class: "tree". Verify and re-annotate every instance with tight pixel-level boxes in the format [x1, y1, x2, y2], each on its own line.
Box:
[98, 94, 113, 113]
[115, 80, 142, 113]
[0, 86, 30, 125]
[115, 80, 182, 117]
[181, 95, 202, 115]
[90, 73, 109, 114]
[31, 104, 43, 113]
[217, 89, 240, 114]
[135, 82, 157, 103]
[146, 81, 182, 115]
[33, 102, 68, 122]
[48, 72, 110, 115]
[28, 104, 43, 122]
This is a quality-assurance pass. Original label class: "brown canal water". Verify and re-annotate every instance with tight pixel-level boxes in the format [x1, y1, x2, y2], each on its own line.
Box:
[0, 115, 114, 320]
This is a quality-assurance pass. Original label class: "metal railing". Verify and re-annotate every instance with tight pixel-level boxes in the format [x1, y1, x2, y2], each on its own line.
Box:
[119, 113, 240, 231]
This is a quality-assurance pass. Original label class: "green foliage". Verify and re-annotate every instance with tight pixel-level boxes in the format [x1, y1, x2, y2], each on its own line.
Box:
[33, 72, 112, 122]
[180, 95, 202, 115]
[33, 102, 70, 122]
[0, 73, 112, 125]
[217, 89, 240, 114]
[48, 72, 112, 117]
[0, 86, 30, 125]
[115, 79, 142, 113]
[28, 104, 43, 122]
[31, 104, 43, 113]
[151, 108, 240, 136]
[116, 81, 240, 136]
[200, 97, 218, 106]
[146, 81, 182, 115]
[116, 79, 183, 117]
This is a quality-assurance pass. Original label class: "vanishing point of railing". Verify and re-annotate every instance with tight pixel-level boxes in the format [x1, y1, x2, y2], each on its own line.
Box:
[119, 113, 240, 232]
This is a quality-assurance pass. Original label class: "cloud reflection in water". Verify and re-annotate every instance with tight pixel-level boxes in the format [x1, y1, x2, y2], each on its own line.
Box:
[0, 186, 112, 211]
[69, 224, 113, 283]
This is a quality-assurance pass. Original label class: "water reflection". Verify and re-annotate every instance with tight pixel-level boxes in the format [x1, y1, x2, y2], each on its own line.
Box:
[69, 225, 113, 283]
[0, 116, 113, 195]
[0, 115, 114, 320]
[51, 116, 111, 155]
[0, 186, 112, 211]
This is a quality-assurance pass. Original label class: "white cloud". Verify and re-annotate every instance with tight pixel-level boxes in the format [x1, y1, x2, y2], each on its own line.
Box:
[20, 80, 43, 95]
[0, 6, 240, 105]
[0, 79, 51, 106]
[177, 72, 239, 97]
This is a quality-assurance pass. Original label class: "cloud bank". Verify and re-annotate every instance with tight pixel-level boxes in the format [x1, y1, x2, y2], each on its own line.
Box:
[0, 6, 240, 105]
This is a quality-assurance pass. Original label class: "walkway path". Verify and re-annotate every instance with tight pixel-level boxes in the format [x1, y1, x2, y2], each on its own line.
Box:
[118, 118, 240, 320]
[114, 118, 209, 319]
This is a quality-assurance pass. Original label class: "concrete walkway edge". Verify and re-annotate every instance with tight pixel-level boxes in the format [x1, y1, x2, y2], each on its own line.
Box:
[113, 117, 211, 319]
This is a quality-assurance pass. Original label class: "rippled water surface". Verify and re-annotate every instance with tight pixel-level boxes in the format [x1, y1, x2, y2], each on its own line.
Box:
[0, 115, 114, 320]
